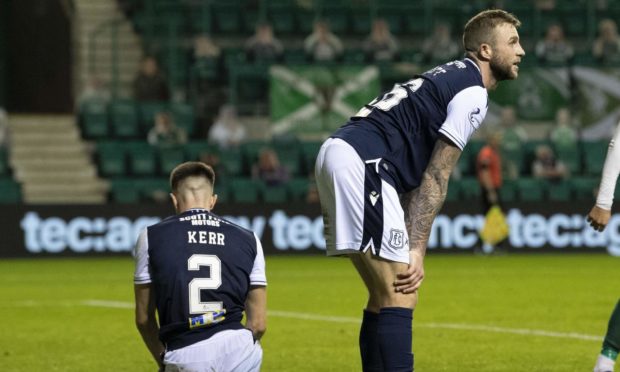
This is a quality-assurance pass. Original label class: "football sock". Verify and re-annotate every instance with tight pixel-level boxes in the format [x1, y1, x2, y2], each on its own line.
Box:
[595, 300, 620, 372]
[359, 310, 382, 372]
[602, 300, 620, 359]
[378, 307, 414, 372]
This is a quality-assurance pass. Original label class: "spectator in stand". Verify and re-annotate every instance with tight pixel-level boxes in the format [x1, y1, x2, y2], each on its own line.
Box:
[549, 107, 578, 150]
[362, 18, 399, 62]
[535, 23, 574, 66]
[593, 19, 620, 65]
[208, 105, 247, 149]
[531, 144, 568, 181]
[133, 56, 169, 102]
[252, 148, 290, 186]
[304, 20, 343, 62]
[147, 111, 187, 149]
[199, 150, 227, 184]
[193, 34, 221, 60]
[77, 76, 110, 107]
[477, 131, 503, 214]
[499, 106, 527, 180]
[245, 23, 284, 63]
[421, 23, 460, 64]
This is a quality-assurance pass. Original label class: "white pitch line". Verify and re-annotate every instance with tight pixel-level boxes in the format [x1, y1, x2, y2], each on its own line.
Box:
[78, 300, 601, 342]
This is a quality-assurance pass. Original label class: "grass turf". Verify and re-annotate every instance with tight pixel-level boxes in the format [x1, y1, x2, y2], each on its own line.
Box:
[0, 254, 618, 371]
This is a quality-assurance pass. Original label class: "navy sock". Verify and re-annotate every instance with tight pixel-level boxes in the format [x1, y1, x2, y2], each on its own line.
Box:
[360, 310, 382, 372]
[378, 307, 414, 372]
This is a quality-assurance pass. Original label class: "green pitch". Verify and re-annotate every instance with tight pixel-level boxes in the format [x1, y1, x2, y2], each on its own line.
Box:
[0, 254, 618, 371]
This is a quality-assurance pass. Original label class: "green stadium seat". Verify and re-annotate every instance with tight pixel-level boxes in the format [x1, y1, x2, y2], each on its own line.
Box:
[185, 142, 219, 162]
[139, 102, 169, 133]
[97, 141, 127, 177]
[516, 177, 546, 202]
[283, 49, 308, 65]
[351, 10, 372, 35]
[192, 57, 220, 81]
[242, 11, 260, 34]
[211, 2, 242, 33]
[158, 148, 185, 175]
[80, 100, 108, 139]
[499, 179, 518, 203]
[138, 178, 170, 201]
[288, 177, 311, 201]
[269, 3, 296, 34]
[459, 177, 481, 200]
[296, 8, 315, 34]
[127, 142, 157, 176]
[570, 176, 599, 200]
[547, 180, 572, 201]
[554, 145, 581, 174]
[581, 140, 608, 175]
[300, 141, 322, 175]
[170, 102, 195, 137]
[220, 148, 244, 176]
[262, 183, 288, 203]
[272, 139, 302, 176]
[109, 178, 140, 203]
[445, 179, 461, 202]
[229, 177, 262, 202]
[0, 178, 21, 203]
[342, 49, 367, 64]
[321, 4, 349, 34]
[109, 100, 139, 138]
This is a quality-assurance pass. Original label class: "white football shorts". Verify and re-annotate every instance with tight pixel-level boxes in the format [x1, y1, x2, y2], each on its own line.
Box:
[163, 329, 262, 372]
[315, 138, 410, 264]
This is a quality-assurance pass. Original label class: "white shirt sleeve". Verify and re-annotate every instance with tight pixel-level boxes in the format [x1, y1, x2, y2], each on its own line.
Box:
[596, 123, 620, 210]
[438, 86, 488, 150]
[133, 228, 151, 284]
[250, 233, 267, 286]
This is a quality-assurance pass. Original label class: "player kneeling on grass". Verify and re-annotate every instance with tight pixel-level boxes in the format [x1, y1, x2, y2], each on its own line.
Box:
[315, 9, 524, 372]
[134, 162, 267, 372]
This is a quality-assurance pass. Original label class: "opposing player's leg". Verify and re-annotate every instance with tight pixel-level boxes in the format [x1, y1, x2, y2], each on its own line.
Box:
[595, 299, 620, 372]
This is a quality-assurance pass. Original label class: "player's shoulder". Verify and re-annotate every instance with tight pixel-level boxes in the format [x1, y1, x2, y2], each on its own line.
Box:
[212, 212, 257, 241]
[422, 58, 483, 90]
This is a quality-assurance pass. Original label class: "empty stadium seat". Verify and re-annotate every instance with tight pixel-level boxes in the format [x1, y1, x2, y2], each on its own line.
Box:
[109, 178, 140, 203]
[570, 176, 599, 200]
[109, 100, 139, 138]
[138, 178, 170, 200]
[287, 177, 311, 201]
[546, 179, 572, 201]
[581, 140, 608, 175]
[262, 183, 288, 203]
[139, 102, 169, 133]
[158, 148, 185, 175]
[170, 102, 195, 136]
[219, 148, 244, 176]
[229, 177, 262, 202]
[516, 178, 546, 202]
[97, 141, 127, 177]
[127, 142, 157, 176]
[211, 1, 242, 34]
[80, 99, 108, 139]
[459, 177, 481, 200]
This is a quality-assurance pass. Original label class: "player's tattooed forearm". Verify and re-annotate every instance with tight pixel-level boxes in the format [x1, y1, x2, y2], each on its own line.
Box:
[404, 140, 461, 253]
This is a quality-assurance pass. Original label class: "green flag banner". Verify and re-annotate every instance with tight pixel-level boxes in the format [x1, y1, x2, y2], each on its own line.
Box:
[270, 65, 379, 136]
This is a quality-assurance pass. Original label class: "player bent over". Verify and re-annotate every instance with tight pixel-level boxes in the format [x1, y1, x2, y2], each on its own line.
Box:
[315, 9, 524, 371]
[587, 124, 620, 372]
[134, 162, 267, 372]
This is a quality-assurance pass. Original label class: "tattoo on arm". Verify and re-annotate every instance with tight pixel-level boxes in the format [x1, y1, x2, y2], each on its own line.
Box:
[402, 138, 462, 254]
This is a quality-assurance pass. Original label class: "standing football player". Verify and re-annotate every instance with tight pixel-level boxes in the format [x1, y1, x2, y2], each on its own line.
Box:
[315, 9, 524, 371]
[587, 124, 620, 372]
[134, 162, 267, 371]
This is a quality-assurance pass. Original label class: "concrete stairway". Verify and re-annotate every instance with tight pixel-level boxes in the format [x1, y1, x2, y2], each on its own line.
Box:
[9, 115, 109, 204]
[73, 0, 143, 99]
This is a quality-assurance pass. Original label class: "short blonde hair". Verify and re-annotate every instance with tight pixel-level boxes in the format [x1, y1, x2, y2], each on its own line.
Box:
[463, 9, 521, 52]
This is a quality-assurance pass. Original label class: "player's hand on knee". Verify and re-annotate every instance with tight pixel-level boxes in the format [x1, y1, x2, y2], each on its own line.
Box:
[393, 251, 425, 294]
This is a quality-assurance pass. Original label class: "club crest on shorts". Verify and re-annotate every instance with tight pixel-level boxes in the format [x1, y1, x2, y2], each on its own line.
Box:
[388, 229, 405, 249]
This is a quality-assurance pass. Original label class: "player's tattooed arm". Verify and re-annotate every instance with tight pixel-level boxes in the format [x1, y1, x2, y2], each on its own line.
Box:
[403, 136, 461, 254]
[395, 137, 461, 294]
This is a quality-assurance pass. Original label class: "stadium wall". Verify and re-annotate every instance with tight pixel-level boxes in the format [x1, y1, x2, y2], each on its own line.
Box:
[1, 202, 619, 257]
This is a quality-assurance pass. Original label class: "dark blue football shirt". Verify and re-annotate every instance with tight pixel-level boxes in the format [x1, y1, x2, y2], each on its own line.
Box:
[134, 208, 267, 350]
[332, 58, 488, 193]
